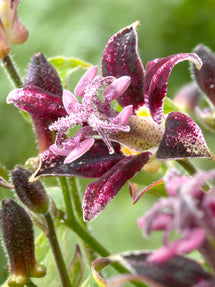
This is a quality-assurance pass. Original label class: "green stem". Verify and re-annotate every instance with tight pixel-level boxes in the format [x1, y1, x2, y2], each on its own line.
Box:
[176, 159, 198, 176]
[67, 177, 97, 264]
[59, 177, 144, 287]
[1, 54, 23, 88]
[68, 177, 84, 223]
[44, 211, 71, 287]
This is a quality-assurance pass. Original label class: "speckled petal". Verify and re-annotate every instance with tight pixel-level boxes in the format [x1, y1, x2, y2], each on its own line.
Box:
[144, 53, 202, 124]
[102, 22, 145, 110]
[33, 140, 125, 180]
[7, 85, 67, 120]
[83, 151, 151, 222]
[156, 112, 212, 160]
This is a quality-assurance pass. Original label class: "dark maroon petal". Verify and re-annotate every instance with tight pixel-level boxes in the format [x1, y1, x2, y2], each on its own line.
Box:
[156, 111, 212, 160]
[192, 44, 215, 106]
[25, 53, 63, 98]
[144, 53, 202, 124]
[33, 140, 125, 179]
[102, 22, 145, 110]
[7, 85, 67, 120]
[110, 252, 215, 287]
[83, 151, 151, 222]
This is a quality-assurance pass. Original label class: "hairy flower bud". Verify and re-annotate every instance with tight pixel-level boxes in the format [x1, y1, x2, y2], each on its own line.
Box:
[1, 199, 46, 286]
[192, 44, 215, 106]
[24, 52, 63, 98]
[7, 53, 67, 153]
[11, 166, 49, 214]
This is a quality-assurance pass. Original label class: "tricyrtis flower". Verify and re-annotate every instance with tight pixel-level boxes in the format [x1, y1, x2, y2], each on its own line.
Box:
[1, 199, 46, 287]
[138, 169, 215, 265]
[33, 23, 211, 222]
[7, 52, 67, 153]
[0, 0, 28, 58]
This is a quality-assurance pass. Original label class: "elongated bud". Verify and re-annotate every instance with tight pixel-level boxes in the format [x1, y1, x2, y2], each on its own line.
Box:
[11, 166, 49, 214]
[1, 199, 46, 287]
[25, 52, 63, 97]
[192, 44, 215, 106]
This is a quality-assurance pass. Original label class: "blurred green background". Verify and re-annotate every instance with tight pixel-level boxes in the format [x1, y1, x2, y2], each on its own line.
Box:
[1, 0, 215, 285]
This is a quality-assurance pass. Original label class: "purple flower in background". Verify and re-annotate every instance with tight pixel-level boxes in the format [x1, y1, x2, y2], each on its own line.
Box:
[138, 169, 215, 267]
[29, 23, 212, 221]
[0, 0, 28, 58]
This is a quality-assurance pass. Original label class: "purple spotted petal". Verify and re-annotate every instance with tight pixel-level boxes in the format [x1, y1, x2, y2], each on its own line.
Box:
[156, 112, 212, 160]
[144, 53, 202, 124]
[7, 85, 67, 120]
[102, 22, 145, 110]
[83, 151, 151, 222]
[33, 140, 125, 179]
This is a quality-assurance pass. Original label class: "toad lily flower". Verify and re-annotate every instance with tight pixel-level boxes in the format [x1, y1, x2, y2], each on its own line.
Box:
[32, 23, 212, 222]
[0, 0, 28, 58]
[138, 169, 215, 270]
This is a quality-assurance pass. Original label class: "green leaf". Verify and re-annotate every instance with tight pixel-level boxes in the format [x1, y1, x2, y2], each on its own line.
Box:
[69, 245, 84, 287]
[81, 275, 100, 287]
[129, 179, 167, 204]
[48, 57, 92, 87]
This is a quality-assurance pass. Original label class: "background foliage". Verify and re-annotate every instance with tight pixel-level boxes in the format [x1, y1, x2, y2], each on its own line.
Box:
[1, 0, 215, 285]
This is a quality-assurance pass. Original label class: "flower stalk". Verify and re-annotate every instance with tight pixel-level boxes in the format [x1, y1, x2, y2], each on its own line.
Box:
[1, 54, 23, 87]
[43, 211, 72, 287]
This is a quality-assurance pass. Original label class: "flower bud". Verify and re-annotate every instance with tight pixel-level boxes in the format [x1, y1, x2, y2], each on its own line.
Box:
[192, 44, 215, 106]
[1, 199, 46, 287]
[0, 0, 29, 58]
[7, 53, 66, 153]
[24, 52, 63, 98]
[11, 166, 49, 214]
[173, 82, 201, 113]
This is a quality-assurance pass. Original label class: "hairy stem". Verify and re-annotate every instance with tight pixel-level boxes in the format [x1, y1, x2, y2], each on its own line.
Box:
[1, 54, 23, 88]
[68, 177, 83, 224]
[59, 177, 144, 287]
[44, 211, 71, 287]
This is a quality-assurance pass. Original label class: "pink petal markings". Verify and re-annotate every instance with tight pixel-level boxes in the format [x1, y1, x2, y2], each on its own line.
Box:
[144, 53, 202, 125]
[74, 66, 98, 97]
[33, 140, 125, 180]
[83, 151, 151, 222]
[7, 85, 67, 120]
[102, 22, 145, 110]
[156, 111, 212, 160]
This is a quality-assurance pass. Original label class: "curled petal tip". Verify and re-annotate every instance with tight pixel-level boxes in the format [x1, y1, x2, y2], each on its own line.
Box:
[190, 53, 203, 70]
